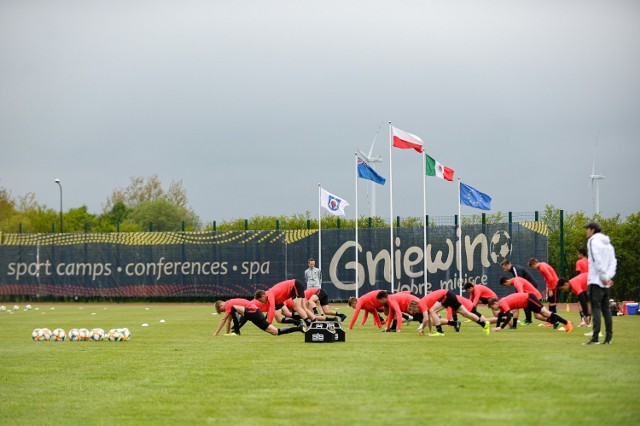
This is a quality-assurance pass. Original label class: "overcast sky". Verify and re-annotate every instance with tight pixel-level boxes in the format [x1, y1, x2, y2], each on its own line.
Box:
[1, 1, 639, 226]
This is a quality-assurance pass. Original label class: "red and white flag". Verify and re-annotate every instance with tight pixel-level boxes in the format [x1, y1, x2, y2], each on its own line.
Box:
[391, 125, 423, 153]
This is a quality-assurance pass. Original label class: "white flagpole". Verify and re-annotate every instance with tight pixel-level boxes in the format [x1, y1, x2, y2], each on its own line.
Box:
[457, 177, 463, 295]
[318, 183, 322, 272]
[354, 153, 359, 298]
[388, 121, 395, 293]
[422, 151, 428, 294]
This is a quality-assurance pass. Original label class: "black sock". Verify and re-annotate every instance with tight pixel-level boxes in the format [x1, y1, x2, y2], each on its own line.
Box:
[549, 313, 567, 325]
[277, 326, 301, 335]
[476, 319, 486, 327]
[436, 325, 443, 333]
[447, 320, 457, 327]
[452, 314, 459, 322]
[282, 317, 297, 324]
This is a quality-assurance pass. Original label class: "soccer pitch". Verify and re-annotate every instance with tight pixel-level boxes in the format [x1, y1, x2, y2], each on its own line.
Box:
[1, 303, 639, 425]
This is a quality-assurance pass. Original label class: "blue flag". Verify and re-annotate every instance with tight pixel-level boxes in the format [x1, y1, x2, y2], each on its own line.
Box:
[460, 182, 491, 211]
[357, 158, 386, 185]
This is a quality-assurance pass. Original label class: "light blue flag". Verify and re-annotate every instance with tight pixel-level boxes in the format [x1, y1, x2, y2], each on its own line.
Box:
[460, 182, 491, 211]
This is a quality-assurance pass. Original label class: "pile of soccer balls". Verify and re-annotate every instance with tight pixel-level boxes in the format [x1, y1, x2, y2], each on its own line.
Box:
[32, 327, 132, 342]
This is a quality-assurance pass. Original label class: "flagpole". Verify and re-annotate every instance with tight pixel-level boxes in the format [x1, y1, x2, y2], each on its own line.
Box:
[354, 153, 359, 298]
[388, 121, 394, 293]
[318, 183, 322, 272]
[457, 177, 462, 296]
[422, 151, 428, 294]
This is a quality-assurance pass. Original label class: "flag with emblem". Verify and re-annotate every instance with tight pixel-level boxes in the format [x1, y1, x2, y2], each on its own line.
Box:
[320, 188, 350, 216]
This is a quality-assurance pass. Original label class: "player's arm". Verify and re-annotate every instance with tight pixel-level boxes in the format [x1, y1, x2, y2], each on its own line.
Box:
[372, 309, 383, 328]
[418, 309, 429, 335]
[349, 306, 361, 329]
[266, 293, 276, 323]
[213, 312, 231, 336]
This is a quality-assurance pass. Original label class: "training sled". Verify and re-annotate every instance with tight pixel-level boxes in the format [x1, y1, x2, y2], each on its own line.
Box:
[304, 321, 346, 343]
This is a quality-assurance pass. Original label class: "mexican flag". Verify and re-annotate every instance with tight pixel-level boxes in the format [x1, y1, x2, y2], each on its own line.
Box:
[425, 153, 454, 181]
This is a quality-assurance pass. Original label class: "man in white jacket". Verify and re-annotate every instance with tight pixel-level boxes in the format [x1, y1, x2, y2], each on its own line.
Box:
[583, 222, 617, 345]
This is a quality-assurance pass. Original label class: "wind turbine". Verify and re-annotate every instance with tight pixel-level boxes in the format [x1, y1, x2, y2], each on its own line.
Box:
[590, 143, 605, 215]
[357, 124, 384, 217]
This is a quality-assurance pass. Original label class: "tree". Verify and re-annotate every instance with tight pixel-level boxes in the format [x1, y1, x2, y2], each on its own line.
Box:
[128, 199, 199, 232]
[103, 174, 191, 211]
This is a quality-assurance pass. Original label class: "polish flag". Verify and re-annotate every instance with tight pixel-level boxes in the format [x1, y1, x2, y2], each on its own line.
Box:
[392, 126, 423, 153]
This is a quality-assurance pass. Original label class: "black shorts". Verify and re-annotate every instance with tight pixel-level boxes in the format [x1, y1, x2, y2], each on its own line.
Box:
[317, 289, 329, 306]
[525, 293, 543, 313]
[440, 290, 462, 311]
[548, 289, 558, 304]
[479, 297, 490, 305]
[290, 279, 305, 299]
[244, 308, 271, 331]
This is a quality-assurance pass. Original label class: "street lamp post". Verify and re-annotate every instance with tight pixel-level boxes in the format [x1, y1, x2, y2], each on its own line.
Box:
[54, 178, 63, 233]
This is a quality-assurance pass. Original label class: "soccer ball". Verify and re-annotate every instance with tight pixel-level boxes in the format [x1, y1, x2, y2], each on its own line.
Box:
[68, 329, 81, 341]
[107, 329, 123, 342]
[32, 328, 50, 341]
[51, 328, 66, 341]
[118, 328, 132, 341]
[0, 305, 6, 312]
[25, 304, 32, 310]
[78, 328, 90, 341]
[90, 328, 105, 341]
[490, 230, 512, 264]
[13, 305, 20, 311]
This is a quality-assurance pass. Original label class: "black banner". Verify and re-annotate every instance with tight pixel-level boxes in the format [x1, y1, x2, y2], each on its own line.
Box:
[0, 222, 547, 300]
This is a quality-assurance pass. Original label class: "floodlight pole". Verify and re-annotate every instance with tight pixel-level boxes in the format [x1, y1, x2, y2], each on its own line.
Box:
[54, 178, 63, 233]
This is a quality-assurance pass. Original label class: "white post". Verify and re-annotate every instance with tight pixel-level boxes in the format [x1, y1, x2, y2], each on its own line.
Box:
[318, 183, 322, 271]
[457, 178, 463, 295]
[422, 151, 428, 294]
[388, 121, 394, 293]
[354, 153, 359, 298]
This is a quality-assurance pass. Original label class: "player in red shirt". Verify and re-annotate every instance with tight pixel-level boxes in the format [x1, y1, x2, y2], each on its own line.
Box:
[425, 290, 491, 336]
[374, 291, 421, 332]
[213, 299, 304, 336]
[529, 258, 559, 314]
[259, 279, 312, 326]
[488, 293, 574, 332]
[463, 282, 499, 323]
[557, 272, 590, 327]
[305, 288, 347, 322]
[500, 276, 543, 328]
[407, 289, 447, 335]
[282, 297, 340, 322]
[348, 290, 385, 330]
[576, 249, 589, 275]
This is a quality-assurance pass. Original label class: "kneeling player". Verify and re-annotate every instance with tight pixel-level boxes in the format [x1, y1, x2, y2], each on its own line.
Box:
[428, 290, 491, 336]
[213, 299, 304, 337]
[488, 293, 574, 332]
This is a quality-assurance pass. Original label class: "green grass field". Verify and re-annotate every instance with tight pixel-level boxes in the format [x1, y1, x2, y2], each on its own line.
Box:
[1, 302, 639, 425]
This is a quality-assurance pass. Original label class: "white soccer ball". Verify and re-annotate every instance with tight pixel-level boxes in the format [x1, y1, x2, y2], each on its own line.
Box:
[78, 328, 90, 341]
[118, 328, 132, 341]
[25, 304, 32, 310]
[90, 328, 105, 341]
[490, 230, 512, 264]
[68, 328, 81, 341]
[40, 328, 52, 340]
[13, 305, 20, 311]
[107, 329, 123, 342]
[51, 328, 66, 341]
[0, 305, 6, 312]
[32, 328, 48, 341]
